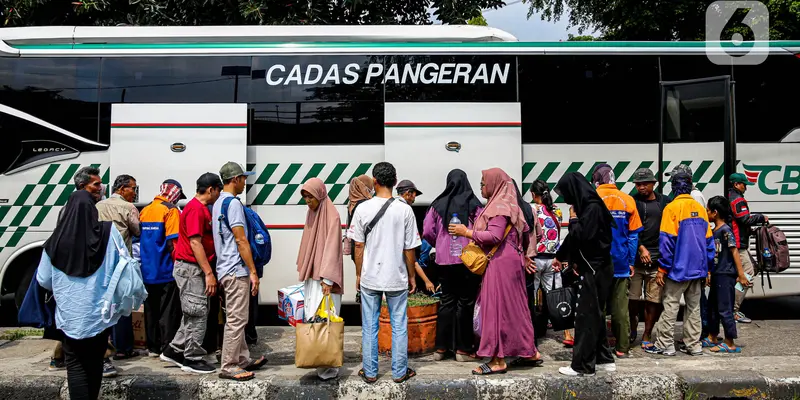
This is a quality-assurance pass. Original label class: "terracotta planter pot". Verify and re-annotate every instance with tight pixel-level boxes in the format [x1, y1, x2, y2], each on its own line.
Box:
[378, 302, 438, 355]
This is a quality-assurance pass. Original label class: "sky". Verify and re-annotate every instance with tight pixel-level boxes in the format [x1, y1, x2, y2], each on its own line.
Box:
[482, 1, 597, 41]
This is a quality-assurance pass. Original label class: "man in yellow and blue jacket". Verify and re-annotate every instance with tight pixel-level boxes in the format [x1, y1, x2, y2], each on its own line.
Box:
[644, 173, 714, 357]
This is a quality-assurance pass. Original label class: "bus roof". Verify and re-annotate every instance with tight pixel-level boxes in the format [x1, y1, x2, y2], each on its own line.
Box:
[2, 26, 800, 57]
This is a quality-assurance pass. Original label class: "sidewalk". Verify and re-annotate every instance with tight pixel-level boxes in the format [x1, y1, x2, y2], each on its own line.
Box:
[2, 320, 800, 399]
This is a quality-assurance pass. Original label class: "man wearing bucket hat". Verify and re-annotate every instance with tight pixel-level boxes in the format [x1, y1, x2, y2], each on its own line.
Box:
[665, 164, 706, 207]
[727, 172, 768, 324]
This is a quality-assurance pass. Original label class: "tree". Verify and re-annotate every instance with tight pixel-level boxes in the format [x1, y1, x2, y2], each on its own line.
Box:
[567, 33, 597, 41]
[524, 0, 800, 40]
[3, 0, 506, 27]
[467, 14, 489, 26]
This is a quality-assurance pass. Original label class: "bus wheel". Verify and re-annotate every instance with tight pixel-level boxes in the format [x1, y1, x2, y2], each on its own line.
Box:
[14, 258, 38, 310]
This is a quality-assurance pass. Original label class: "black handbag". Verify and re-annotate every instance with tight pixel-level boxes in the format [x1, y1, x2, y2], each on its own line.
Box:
[545, 273, 576, 331]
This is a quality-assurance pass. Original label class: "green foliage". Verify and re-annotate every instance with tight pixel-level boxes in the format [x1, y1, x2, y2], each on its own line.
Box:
[2, 0, 506, 27]
[567, 33, 597, 41]
[468, 14, 489, 26]
[524, 0, 800, 40]
[0, 328, 43, 341]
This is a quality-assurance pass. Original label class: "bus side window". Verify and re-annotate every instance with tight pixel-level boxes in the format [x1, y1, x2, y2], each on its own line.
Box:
[734, 55, 800, 143]
[518, 55, 661, 144]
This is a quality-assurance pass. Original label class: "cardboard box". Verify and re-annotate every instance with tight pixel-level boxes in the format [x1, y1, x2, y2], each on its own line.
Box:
[277, 284, 304, 327]
[131, 305, 146, 349]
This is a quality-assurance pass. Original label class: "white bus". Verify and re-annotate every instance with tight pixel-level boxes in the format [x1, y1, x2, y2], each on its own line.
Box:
[1, 26, 798, 309]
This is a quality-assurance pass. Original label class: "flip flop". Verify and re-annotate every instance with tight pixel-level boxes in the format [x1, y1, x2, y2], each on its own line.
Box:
[244, 356, 268, 371]
[709, 343, 742, 353]
[563, 339, 574, 348]
[640, 341, 652, 349]
[393, 367, 417, 383]
[358, 369, 377, 384]
[701, 338, 722, 348]
[472, 363, 507, 375]
[219, 369, 255, 381]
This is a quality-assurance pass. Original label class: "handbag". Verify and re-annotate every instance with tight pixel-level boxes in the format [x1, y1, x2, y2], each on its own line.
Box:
[295, 295, 345, 369]
[461, 224, 512, 275]
[545, 272, 576, 331]
[17, 268, 56, 329]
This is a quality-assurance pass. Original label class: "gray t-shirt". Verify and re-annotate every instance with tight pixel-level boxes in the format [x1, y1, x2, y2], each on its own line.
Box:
[212, 191, 249, 278]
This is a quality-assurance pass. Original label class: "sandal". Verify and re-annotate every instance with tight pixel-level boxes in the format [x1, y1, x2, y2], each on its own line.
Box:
[393, 367, 417, 383]
[701, 338, 722, 348]
[563, 339, 574, 348]
[455, 352, 480, 362]
[640, 341, 651, 349]
[244, 356, 267, 371]
[509, 357, 544, 368]
[219, 369, 255, 381]
[113, 350, 140, 360]
[472, 363, 507, 375]
[709, 343, 741, 354]
[358, 369, 377, 384]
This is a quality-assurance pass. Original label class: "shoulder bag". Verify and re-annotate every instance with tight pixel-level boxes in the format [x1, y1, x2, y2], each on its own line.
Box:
[461, 224, 512, 275]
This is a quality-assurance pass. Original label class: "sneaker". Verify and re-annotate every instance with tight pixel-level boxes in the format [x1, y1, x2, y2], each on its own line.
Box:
[159, 346, 185, 368]
[102, 358, 118, 378]
[598, 363, 617, 372]
[48, 358, 65, 371]
[558, 366, 595, 377]
[644, 345, 676, 356]
[202, 354, 219, 365]
[148, 350, 161, 358]
[181, 359, 217, 374]
[735, 312, 752, 323]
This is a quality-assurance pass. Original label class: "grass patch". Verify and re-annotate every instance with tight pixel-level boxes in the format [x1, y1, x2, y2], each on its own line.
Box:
[382, 293, 440, 308]
[0, 328, 43, 341]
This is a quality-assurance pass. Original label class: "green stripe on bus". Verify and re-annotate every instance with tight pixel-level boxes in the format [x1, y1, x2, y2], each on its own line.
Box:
[31, 206, 52, 227]
[325, 164, 348, 185]
[256, 164, 279, 185]
[327, 184, 346, 203]
[301, 163, 325, 183]
[613, 162, 630, 190]
[13, 185, 35, 206]
[537, 162, 560, 183]
[10, 206, 31, 226]
[58, 164, 80, 185]
[276, 184, 299, 205]
[0, 206, 9, 224]
[709, 164, 727, 184]
[278, 164, 302, 185]
[348, 163, 371, 181]
[38, 164, 59, 184]
[6, 227, 28, 248]
[253, 184, 276, 206]
[12, 41, 800, 50]
[35, 185, 56, 206]
[55, 185, 74, 206]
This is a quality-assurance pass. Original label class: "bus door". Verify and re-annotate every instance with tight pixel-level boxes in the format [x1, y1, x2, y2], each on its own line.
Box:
[109, 103, 248, 205]
[384, 102, 522, 206]
[660, 76, 735, 198]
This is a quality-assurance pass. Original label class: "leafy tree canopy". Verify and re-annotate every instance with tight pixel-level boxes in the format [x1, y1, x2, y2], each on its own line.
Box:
[3, 0, 505, 27]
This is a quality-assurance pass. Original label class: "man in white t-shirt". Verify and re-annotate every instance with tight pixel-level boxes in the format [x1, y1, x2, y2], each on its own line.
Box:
[348, 162, 421, 384]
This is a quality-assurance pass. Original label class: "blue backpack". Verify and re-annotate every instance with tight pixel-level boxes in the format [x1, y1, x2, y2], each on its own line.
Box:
[220, 197, 272, 277]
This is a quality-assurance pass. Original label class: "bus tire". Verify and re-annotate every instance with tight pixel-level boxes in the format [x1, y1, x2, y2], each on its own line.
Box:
[7, 250, 42, 310]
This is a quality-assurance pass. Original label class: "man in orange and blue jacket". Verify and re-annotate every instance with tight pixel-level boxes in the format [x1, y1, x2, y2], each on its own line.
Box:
[645, 173, 715, 357]
[593, 164, 642, 358]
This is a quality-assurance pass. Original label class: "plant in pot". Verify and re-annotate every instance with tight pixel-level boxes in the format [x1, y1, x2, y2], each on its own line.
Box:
[378, 293, 439, 355]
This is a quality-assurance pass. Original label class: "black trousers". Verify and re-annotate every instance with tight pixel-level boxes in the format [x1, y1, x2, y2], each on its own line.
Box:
[435, 264, 481, 353]
[526, 273, 549, 346]
[245, 292, 259, 345]
[144, 281, 182, 354]
[202, 292, 221, 353]
[63, 331, 108, 400]
[571, 260, 615, 374]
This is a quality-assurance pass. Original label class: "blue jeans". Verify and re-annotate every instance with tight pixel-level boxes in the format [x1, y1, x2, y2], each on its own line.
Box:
[112, 315, 133, 353]
[360, 287, 408, 380]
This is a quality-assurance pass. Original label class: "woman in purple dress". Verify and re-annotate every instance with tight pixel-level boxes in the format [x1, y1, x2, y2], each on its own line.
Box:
[449, 168, 543, 375]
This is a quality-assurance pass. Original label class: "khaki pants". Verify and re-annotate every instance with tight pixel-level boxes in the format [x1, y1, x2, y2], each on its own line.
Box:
[734, 249, 755, 313]
[653, 278, 703, 354]
[220, 274, 251, 374]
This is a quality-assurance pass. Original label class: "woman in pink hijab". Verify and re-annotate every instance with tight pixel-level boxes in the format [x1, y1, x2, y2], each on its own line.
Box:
[298, 178, 344, 380]
[449, 168, 543, 375]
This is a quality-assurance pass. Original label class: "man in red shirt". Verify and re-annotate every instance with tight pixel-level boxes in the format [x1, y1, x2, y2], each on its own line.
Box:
[161, 173, 223, 374]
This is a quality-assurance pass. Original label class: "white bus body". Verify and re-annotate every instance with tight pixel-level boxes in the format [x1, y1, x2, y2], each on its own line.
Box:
[1, 26, 798, 307]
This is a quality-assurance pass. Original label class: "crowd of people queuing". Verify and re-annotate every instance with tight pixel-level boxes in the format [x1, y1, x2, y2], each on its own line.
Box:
[33, 158, 767, 398]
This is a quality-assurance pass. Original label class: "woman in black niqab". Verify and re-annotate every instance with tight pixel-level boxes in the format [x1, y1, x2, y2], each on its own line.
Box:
[44, 190, 112, 278]
[552, 172, 616, 377]
[431, 169, 483, 230]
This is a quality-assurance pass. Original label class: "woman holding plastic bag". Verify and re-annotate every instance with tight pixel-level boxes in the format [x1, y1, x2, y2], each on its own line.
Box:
[297, 178, 345, 380]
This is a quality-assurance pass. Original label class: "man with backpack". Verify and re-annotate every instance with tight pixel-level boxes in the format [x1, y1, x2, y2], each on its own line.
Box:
[212, 162, 267, 381]
[728, 172, 768, 324]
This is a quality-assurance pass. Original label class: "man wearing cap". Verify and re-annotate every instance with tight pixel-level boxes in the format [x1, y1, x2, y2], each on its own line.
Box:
[728, 172, 767, 324]
[592, 163, 643, 359]
[629, 168, 671, 347]
[397, 180, 422, 206]
[666, 164, 706, 207]
[140, 179, 187, 357]
[212, 162, 266, 381]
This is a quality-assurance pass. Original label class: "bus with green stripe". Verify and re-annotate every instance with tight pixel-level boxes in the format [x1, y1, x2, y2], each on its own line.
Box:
[1, 25, 798, 310]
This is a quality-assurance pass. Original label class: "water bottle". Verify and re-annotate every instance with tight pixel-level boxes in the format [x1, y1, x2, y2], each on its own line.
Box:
[449, 213, 462, 257]
[255, 232, 265, 245]
[762, 247, 774, 271]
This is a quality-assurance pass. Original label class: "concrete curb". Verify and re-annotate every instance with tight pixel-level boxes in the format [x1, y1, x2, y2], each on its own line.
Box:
[5, 372, 800, 400]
